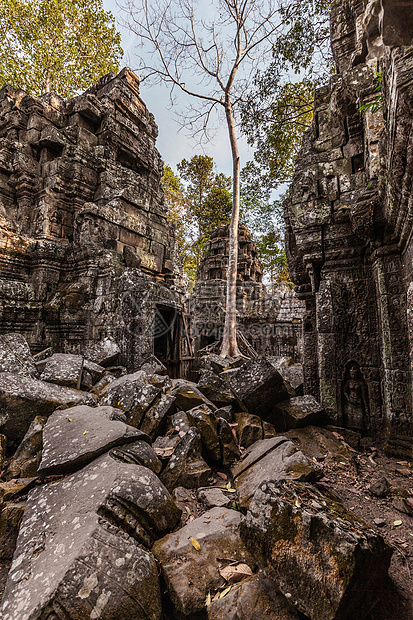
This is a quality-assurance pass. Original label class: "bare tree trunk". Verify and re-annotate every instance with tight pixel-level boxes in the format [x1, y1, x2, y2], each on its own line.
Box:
[45, 74, 51, 93]
[220, 101, 241, 358]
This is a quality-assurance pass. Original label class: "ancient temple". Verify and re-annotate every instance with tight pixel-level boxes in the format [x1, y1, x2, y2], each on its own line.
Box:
[285, 0, 413, 450]
[191, 223, 304, 359]
[0, 68, 189, 374]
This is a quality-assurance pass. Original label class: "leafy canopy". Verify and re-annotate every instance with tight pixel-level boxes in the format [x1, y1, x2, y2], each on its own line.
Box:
[241, 0, 332, 189]
[0, 0, 123, 97]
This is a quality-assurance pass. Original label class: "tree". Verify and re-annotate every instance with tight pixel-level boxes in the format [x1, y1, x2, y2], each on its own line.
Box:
[241, 0, 331, 189]
[162, 158, 231, 288]
[122, 0, 288, 357]
[0, 0, 123, 98]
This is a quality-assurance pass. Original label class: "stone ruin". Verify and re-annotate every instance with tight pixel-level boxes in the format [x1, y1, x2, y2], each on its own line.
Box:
[0, 67, 189, 377]
[191, 223, 305, 360]
[285, 0, 413, 454]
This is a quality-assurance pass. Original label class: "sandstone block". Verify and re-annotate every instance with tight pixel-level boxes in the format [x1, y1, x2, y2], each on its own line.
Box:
[40, 353, 84, 389]
[0, 372, 95, 444]
[38, 405, 150, 476]
[241, 480, 392, 620]
[152, 507, 254, 616]
[160, 428, 211, 491]
[273, 395, 327, 431]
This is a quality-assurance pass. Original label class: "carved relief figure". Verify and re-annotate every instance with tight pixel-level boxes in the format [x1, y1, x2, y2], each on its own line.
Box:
[342, 362, 370, 431]
[75, 210, 102, 248]
[33, 207, 47, 237]
[49, 210, 62, 237]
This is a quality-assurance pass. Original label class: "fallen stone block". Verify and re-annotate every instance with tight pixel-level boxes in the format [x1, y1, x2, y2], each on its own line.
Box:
[278, 365, 304, 396]
[0, 502, 25, 562]
[207, 573, 300, 620]
[140, 393, 176, 438]
[161, 428, 212, 491]
[4, 415, 46, 480]
[40, 353, 84, 389]
[197, 369, 236, 407]
[272, 395, 327, 431]
[232, 436, 314, 508]
[171, 382, 217, 412]
[99, 371, 161, 428]
[152, 507, 255, 616]
[82, 336, 120, 366]
[187, 404, 221, 462]
[38, 404, 151, 476]
[0, 333, 39, 378]
[218, 417, 240, 467]
[241, 480, 392, 620]
[83, 358, 106, 382]
[228, 356, 288, 420]
[197, 487, 232, 509]
[153, 434, 181, 460]
[234, 411, 263, 448]
[1, 454, 178, 620]
[135, 354, 167, 376]
[110, 439, 162, 474]
[0, 372, 95, 445]
[165, 410, 192, 435]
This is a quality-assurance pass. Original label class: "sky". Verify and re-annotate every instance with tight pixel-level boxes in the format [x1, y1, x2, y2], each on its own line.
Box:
[102, 0, 256, 178]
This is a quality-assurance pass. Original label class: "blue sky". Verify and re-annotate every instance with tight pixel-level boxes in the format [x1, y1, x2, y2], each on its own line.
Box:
[102, 0, 255, 178]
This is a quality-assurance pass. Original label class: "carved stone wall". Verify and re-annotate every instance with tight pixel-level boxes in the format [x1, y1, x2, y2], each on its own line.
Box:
[192, 223, 304, 359]
[0, 68, 187, 372]
[285, 0, 413, 451]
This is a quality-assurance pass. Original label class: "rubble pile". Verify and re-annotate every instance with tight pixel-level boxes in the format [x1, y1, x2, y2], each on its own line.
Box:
[0, 333, 393, 619]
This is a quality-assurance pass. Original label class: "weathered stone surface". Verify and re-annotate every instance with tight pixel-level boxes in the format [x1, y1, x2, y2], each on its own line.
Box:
[160, 428, 212, 491]
[4, 416, 46, 480]
[165, 410, 192, 435]
[285, 0, 413, 450]
[1, 453, 181, 620]
[0, 434, 6, 469]
[0, 478, 37, 501]
[38, 405, 150, 475]
[82, 359, 106, 383]
[197, 369, 236, 406]
[197, 487, 232, 509]
[135, 354, 167, 376]
[272, 396, 327, 431]
[140, 393, 176, 438]
[234, 411, 263, 448]
[172, 383, 217, 412]
[218, 417, 240, 467]
[82, 336, 121, 367]
[215, 404, 233, 422]
[207, 573, 300, 620]
[152, 507, 254, 616]
[40, 353, 84, 389]
[187, 404, 221, 462]
[285, 425, 357, 474]
[0, 502, 25, 561]
[241, 480, 392, 620]
[99, 371, 161, 428]
[0, 372, 95, 444]
[369, 477, 391, 498]
[110, 439, 162, 474]
[153, 434, 181, 459]
[0, 333, 38, 378]
[228, 356, 288, 420]
[232, 437, 313, 508]
[278, 365, 304, 395]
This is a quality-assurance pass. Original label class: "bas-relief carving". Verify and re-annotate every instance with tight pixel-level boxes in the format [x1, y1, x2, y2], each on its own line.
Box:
[285, 0, 413, 446]
[342, 361, 370, 432]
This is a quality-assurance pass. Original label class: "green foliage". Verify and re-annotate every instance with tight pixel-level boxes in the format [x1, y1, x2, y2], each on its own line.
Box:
[241, 0, 332, 190]
[0, 0, 123, 97]
[162, 157, 231, 288]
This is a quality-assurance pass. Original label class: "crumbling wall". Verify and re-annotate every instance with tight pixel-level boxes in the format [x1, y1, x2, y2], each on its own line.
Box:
[192, 223, 304, 359]
[0, 68, 186, 372]
[285, 0, 413, 451]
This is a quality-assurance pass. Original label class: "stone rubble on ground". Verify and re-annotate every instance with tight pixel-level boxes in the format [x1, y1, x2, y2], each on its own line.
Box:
[0, 333, 395, 618]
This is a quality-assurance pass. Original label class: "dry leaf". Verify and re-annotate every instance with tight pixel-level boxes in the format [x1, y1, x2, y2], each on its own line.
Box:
[393, 520, 403, 528]
[219, 563, 252, 583]
[205, 592, 211, 607]
[217, 472, 227, 480]
[190, 536, 201, 551]
[83, 430, 88, 435]
[219, 586, 232, 598]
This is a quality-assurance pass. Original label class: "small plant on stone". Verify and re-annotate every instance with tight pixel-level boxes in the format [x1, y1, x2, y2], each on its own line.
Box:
[359, 72, 383, 115]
